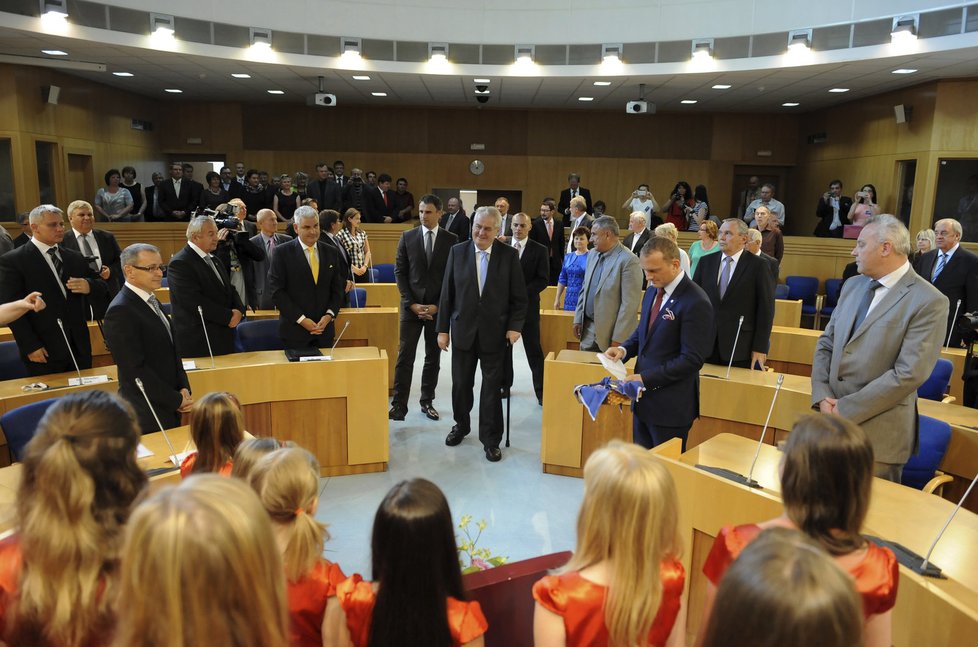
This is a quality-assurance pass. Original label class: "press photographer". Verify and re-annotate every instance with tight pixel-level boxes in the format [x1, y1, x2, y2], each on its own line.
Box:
[210, 199, 265, 311]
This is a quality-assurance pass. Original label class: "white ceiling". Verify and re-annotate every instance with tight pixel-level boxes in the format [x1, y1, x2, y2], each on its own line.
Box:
[2, 24, 978, 113]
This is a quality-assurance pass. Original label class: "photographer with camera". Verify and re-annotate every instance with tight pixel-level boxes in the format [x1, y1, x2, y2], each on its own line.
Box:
[622, 183, 661, 225]
[662, 181, 695, 231]
[210, 200, 265, 312]
[846, 183, 880, 227]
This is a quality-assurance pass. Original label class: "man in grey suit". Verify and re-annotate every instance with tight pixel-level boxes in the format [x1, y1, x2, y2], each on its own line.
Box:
[812, 214, 948, 481]
[573, 216, 643, 352]
[249, 208, 292, 310]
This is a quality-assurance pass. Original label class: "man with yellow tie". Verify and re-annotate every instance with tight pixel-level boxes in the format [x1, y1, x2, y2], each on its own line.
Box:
[268, 205, 345, 350]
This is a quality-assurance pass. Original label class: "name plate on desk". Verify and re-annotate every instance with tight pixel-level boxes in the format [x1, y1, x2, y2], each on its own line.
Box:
[67, 375, 110, 386]
[182, 360, 198, 370]
[300, 355, 333, 362]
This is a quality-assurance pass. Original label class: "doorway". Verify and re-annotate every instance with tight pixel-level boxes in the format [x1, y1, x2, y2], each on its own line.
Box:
[67, 153, 94, 205]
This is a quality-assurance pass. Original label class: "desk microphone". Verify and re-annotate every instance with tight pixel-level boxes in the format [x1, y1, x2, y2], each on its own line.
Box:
[946, 299, 962, 348]
[323, 320, 350, 360]
[134, 377, 181, 465]
[56, 317, 82, 381]
[725, 315, 745, 379]
[197, 305, 216, 369]
[695, 373, 784, 489]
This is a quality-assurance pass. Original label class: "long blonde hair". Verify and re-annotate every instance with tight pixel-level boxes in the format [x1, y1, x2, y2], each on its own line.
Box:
[248, 447, 328, 582]
[562, 441, 681, 647]
[9, 391, 146, 647]
[188, 392, 244, 473]
[112, 474, 288, 647]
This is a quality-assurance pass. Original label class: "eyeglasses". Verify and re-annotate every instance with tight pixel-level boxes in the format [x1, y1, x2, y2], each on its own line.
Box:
[131, 264, 167, 273]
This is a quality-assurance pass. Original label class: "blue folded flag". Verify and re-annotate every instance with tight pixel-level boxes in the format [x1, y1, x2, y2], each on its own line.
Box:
[573, 377, 645, 421]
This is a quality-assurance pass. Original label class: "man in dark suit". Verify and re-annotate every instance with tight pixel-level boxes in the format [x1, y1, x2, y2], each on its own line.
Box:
[213, 203, 265, 311]
[12, 212, 31, 247]
[507, 213, 550, 404]
[249, 208, 293, 310]
[268, 206, 346, 350]
[182, 163, 204, 211]
[529, 198, 564, 285]
[159, 163, 194, 221]
[307, 162, 342, 212]
[390, 195, 458, 422]
[623, 212, 652, 257]
[814, 179, 853, 238]
[913, 218, 978, 347]
[605, 237, 713, 449]
[103, 243, 192, 435]
[746, 229, 780, 284]
[341, 169, 369, 215]
[332, 160, 347, 189]
[558, 173, 594, 226]
[439, 197, 470, 242]
[438, 206, 528, 462]
[565, 197, 594, 253]
[143, 172, 165, 221]
[167, 215, 245, 358]
[693, 218, 775, 369]
[318, 209, 353, 305]
[364, 173, 399, 223]
[0, 205, 108, 376]
[494, 197, 515, 243]
[61, 200, 123, 306]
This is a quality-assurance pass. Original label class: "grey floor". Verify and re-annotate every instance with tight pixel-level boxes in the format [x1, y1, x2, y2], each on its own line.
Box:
[316, 338, 584, 577]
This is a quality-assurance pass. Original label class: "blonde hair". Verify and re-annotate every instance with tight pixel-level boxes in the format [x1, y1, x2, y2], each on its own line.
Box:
[113, 475, 288, 647]
[230, 436, 291, 482]
[249, 447, 329, 582]
[10, 391, 146, 647]
[188, 392, 244, 474]
[66, 200, 93, 218]
[654, 222, 679, 242]
[562, 441, 681, 647]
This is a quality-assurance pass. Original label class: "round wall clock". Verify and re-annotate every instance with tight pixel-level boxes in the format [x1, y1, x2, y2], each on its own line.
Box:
[469, 159, 485, 175]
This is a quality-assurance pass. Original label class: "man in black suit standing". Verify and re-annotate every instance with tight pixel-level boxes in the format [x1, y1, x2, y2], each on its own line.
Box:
[268, 206, 345, 350]
[103, 243, 192, 435]
[159, 163, 194, 222]
[814, 179, 853, 238]
[746, 228, 780, 284]
[389, 195, 458, 422]
[529, 198, 565, 285]
[144, 172, 165, 221]
[693, 218, 775, 369]
[167, 215, 244, 358]
[507, 212, 550, 404]
[364, 173, 399, 223]
[307, 162, 342, 212]
[438, 206, 528, 462]
[495, 197, 515, 243]
[182, 163, 204, 211]
[439, 197, 470, 242]
[0, 204, 108, 376]
[565, 197, 594, 253]
[605, 237, 714, 449]
[61, 200, 123, 304]
[558, 173, 594, 226]
[213, 201, 265, 312]
[12, 212, 31, 247]
[623, 212, 652, 256]
[914, 217, 978, 347]
[249, 208, 293, 310]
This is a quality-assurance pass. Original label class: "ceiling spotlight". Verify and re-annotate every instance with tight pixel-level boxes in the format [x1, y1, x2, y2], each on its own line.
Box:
[474, 78, 491, 84]
[578, 97, 594, 102]
[112, 72, 134, 77]
[150, 13, 175, 37]
[250, 27, 272, 50]
[593, 81, 611, 86]
[787, 29, 812, 52]
[164, 88, 183, 94]
[712, 84, 731, 90]
[428, 43, 448, 62]
[602, 44, 622, 63]
[892, 68, 918, 74]
[474, 86, 489, 94]
[267, 89, 285, 95]
[782, 102, 800, 107]
[515, 45, 534, 63]
[231, 73, 251, 79]
[371, 92, 387, 97]
[41, 49, 67, 56]
[40, 0, 67, 19]
[342, 37, 362, 58]
[829, 88, 849, 93]
[691, 39, 714, 61]
[352, 75, 370, 81]
[681, 99, 698, 104]
[891, 15, 919, 43]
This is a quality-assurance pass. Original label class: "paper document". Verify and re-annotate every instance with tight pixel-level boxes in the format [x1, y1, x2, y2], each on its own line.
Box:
[596, 353, 627, 380]
[182, 360, 198, 370]
[136, 443, 153, 459]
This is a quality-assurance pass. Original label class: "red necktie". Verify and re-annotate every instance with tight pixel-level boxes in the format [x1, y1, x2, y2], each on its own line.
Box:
[646, 288, 664, 334]
[383, 191, 388, 206]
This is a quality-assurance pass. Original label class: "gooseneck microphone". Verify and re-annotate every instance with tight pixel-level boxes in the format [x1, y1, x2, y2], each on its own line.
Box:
[921, 471, 978, 573]
[56, 317, 82, 381]
[946, 299, 962, 349]
[197, 305, 216, 369]
[745, 374, 785, 485]
[134, 377, 180, 465]
[324, 320, 351, 360]
[725, 315, 745, 379]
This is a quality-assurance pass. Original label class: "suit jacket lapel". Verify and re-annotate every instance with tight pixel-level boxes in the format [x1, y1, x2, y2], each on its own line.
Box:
[27, 244, 67, 303]
[847, 274, 913, 344]
[722, 253, 750, 301]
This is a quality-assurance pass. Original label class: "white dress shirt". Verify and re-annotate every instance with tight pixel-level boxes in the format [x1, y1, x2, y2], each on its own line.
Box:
[72, 228, 102, 268]
[866, 261, 911, 318]
[716, 248, 745, 285]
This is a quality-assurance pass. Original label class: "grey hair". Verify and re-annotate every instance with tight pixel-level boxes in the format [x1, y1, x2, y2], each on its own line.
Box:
[654, 222, 678, 242]
[746, 229, 763, 244]
[120, 243, 161, 267]
[28, 204, 63, 225]
[186, 215, 215, 240]
[256, 208, 277, 224]
[629, 211, 647, 225]
[723, 218, 749, 236]
[473, 206, 502, 229]
[934, 218, 963, 238]
[591, 215, 620, 237]
[293, 205, 318, 224]
[865, 214, 912, 256]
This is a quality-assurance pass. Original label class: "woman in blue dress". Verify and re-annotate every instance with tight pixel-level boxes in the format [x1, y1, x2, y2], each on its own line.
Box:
[554, 226, 591, 311]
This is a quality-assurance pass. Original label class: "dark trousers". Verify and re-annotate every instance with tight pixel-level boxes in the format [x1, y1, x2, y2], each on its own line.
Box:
[451, 336, 505, 449]
[548, 258, 562, 286]
[633, 415, 691, 452]
[707, 340, 753, 369]
[504, 310, 543, 398]
[392, 316, 441, 407]
[128, 396, 181, 436]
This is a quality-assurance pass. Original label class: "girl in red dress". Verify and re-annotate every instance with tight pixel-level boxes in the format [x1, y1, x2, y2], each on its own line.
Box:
[700, 527, 864, 647]
[532, 441, 686, 647]
[112, 475, 289, 647]
[179, 391, 244, 478]
[0, 391, 147, 647]
[697, 413, 898, 647]
[323, 478, 488, 647]
[250, 446, 346, 647]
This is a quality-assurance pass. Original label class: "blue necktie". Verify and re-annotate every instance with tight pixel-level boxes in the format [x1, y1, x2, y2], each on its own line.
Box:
[719, 256, 733, 299]
[933, 253, 948, 281]
[848, 280, 882, 341]
[478, 250, 488, 295]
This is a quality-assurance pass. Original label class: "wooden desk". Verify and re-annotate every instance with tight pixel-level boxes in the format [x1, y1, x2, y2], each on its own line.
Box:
[661, 434, 978, 647]
[0, 322, 113, 367]
[773, 298, 802, 327]
[540, 350, 634, 477]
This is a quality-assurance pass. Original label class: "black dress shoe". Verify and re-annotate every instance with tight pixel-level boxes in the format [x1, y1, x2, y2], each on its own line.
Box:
[445, 426, 469, 446]
[420, 403, 440, 421]
[388, 405, 407, 421]
[485, 447, 502, 462]
[536, 393, 544, 406]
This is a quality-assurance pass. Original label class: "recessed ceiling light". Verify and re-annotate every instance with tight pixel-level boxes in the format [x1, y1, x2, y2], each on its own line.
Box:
[231, 73, 251, 79]
[782, 102, 800, 107]
[578, 97, 594, 102]
[892, 68, 918, 74]
[112, 72, 134, 77]
[473, 78, 491, 84]
[371, 92, 387, 97]
[829, 88, 849, 93]
[267, 89, 285, 95]
[681, 99, 698, 104]
[41, 49, 67, 56]
[712, 84, 731, 90]
[352, 75, 370, 81]
[164, 88, 183, 93]
[593, 81, 611, 86]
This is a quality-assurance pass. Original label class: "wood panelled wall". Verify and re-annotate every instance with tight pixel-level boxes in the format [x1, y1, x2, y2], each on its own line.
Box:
[0, 63, 164, 215]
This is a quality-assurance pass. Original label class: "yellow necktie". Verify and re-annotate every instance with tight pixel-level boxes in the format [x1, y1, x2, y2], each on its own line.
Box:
[307, 247, 319, 284]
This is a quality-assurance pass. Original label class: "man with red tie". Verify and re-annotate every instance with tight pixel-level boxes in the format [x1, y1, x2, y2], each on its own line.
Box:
[529, 198, 565, 285]
[604, 237, 713, 450]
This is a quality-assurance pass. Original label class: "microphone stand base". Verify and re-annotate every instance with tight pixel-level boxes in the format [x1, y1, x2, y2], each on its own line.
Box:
[695, 464, 762, 489]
